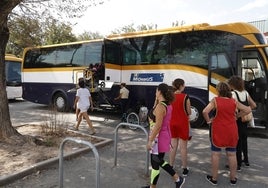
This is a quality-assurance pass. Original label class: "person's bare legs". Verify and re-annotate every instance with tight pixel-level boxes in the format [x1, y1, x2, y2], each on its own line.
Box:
[179, 139, 188, 169]
[211, 151, 220, 181]
[76, 108, 80, 120]
[227, 151, 237, 180]
[172, 173, 179, 181]
[82, 112, 95, 134]
[74, 112, 83, 130]
[169, 138, 179, 167]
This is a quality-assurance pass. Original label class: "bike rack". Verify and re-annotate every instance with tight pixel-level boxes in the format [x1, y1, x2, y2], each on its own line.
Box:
[59, 137, 100, 188]
[113, 122, 149, 175]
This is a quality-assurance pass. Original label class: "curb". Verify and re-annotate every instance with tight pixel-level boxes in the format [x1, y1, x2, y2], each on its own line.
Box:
[0, 135, 113, 186]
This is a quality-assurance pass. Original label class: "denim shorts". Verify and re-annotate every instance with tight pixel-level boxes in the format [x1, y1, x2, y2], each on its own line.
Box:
[211, 143, 236, 152]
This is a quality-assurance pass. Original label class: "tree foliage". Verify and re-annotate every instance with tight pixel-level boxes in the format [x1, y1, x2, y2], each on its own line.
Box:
[111, 23, 156, 34]
[43, 17, 77, 45]
[6, 16, 107, 56]
[6, 17, 43, 56]
[7, 16, 79, 56]
[77, 31, 103, 41]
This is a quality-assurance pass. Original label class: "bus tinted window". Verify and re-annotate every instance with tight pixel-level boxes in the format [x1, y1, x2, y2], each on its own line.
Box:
[119, 35, 169, 65]
[170, 32, 209, 67]
[118, 30, 251, 68]
[104, 40, 121, 65]
[170, 30, 251, 69]
[84, 42, 103, 65]
[24, 42, 103, 68]
[123, 46, 137, 65]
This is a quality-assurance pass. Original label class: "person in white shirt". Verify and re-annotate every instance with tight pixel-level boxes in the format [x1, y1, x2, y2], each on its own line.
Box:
[114, 83, 129, 122]
[73, 80, 96, 135]
[228, 76, 256, 170]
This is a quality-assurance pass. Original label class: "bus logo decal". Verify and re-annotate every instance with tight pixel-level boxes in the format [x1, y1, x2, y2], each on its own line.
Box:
[130, 73, 164, 82]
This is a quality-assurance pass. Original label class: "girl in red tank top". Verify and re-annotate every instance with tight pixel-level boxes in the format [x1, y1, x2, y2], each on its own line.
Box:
[169, 78, 191, 177]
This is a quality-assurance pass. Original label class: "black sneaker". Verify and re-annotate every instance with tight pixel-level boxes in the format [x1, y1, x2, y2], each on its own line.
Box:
[230, 178, 237, 186]
[243, 161, 250, 167]
[141, 186, 150, 188]
[182, 168, 189, 176]
[175, 176, 185, 188]
[237, 166, 241, 171]
[206, 175, 217, 185]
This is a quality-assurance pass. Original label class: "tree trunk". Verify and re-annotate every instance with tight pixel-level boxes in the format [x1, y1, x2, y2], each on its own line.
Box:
[0, 14, 20, 140]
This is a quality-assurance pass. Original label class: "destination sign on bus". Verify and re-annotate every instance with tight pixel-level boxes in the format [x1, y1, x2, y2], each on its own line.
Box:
[130, 73, 164, 82]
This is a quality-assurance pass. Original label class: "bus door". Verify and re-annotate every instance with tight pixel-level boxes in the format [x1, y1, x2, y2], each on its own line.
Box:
[103, 39, 122, 88]
[238, 48, 268, 128]
[208, 53, 234, 101]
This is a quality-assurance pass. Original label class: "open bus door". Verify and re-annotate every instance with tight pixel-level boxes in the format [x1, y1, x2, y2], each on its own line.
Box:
[238, 45, 268, 129]
[206, 53, 234, 127]
[208, 53, 234, 101]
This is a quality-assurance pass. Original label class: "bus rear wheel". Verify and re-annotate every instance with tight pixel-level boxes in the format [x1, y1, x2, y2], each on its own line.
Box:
[189, 99, 205, 128]
[52, 92, 67, 112]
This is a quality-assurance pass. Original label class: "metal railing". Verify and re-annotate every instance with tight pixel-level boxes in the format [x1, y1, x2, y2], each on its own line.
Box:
[59, 137, 100, 188]
[113, 122, 149, 175]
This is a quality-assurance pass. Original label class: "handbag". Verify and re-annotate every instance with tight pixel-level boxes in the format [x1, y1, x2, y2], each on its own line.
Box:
[241, 112, 253, 122]
[234, 91, 253, 123]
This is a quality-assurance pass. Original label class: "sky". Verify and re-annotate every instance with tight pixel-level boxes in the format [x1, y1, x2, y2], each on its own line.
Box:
[72, 0, 268, 36]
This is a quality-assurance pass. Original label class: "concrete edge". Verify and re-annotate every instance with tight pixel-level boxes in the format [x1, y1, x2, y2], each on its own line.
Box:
[0, 136, 113, 186]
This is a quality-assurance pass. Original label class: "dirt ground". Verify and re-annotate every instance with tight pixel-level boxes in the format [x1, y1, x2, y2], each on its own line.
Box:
[0, 124, 101, 177]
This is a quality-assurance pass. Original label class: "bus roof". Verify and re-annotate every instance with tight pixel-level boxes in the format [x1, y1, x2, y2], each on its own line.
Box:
[5, 54, 22, 62]
[244, 44, 268, 48]
[106, 22, 261, 39]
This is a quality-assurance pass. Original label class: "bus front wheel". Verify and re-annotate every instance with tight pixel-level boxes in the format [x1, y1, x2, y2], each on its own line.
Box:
[189, 99, 205, 128]
[53, 92, 67, 112]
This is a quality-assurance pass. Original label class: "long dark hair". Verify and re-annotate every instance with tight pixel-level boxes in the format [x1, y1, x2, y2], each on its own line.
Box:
[157, 83, 174, 104]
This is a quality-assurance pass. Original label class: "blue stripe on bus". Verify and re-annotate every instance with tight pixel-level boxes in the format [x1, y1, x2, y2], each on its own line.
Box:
[22, 81, 209, 111]
[22, 82, 75, 105]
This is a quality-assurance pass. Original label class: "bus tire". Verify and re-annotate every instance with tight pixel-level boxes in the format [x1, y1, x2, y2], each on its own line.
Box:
[52, 92, 67, 112]
[189, 99, 205, 128]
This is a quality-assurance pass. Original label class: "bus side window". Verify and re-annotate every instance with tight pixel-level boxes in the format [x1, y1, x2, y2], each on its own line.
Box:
[123, 49, 137, 65]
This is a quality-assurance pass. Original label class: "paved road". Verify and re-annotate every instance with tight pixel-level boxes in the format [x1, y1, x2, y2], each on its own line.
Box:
[3, 100, 268, 188]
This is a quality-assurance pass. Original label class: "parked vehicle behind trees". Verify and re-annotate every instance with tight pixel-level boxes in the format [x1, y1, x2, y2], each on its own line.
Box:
[5, 54, 22, 100]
